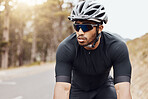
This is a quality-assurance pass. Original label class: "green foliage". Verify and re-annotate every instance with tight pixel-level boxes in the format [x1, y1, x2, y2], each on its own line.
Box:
[33, 0, 73, 62]
[0, 0, 74, 68]
[25, 61, 41, 67]
[0, 11, 4, 41]
[0, 41, 9, 47]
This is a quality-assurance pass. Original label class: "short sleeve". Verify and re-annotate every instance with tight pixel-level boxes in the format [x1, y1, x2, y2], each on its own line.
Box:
[111, 42, 132, 84]
[55, 42, 75, 83]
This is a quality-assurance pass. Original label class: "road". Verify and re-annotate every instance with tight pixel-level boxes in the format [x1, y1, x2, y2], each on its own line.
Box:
[0, 62, 55, 99]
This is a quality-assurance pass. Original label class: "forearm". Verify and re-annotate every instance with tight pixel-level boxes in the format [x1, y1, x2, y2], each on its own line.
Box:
[115, 82, 132, 99]
[116, 89, 132, 99]
[53, 82, 71, 99]
[54, 87, 70, 99]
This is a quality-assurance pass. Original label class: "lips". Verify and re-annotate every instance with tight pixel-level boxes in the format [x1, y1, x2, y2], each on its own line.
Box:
[77, 36, 86, 42]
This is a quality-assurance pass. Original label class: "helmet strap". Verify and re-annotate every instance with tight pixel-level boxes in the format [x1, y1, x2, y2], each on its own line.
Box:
[84, 25, 101, 48]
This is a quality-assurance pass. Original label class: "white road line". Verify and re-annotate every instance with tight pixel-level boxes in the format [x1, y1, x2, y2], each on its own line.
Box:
[12, 96, 23, 99]
[0, 81, 16, 85]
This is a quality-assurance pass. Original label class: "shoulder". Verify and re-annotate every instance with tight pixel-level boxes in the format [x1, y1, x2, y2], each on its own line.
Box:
[102, 31, 126, 45]
[102, 31, 127, 50]
[56, 33, 77, 60]
[58, 33, 77, 48]
[102, 31, 129, 60]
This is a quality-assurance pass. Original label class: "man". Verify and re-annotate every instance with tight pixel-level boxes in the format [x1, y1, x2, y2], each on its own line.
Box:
[54, 0, 132, 99]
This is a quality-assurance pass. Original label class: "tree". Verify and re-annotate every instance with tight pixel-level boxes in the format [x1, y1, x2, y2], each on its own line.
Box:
[31, 7, 37, 63]
[32, 0, 73, 62]
[0, 0, 74, 68]
[1, 0, 10, 69]
[4, 1, 33, 67]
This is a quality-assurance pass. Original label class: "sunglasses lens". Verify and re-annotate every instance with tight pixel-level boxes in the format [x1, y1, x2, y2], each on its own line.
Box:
[73, 24, 80, 31]
[73, 24, 93, 32]
[82, 25, 93, 32]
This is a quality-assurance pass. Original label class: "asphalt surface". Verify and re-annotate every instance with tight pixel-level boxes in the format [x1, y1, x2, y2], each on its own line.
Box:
[0, 63, 55, 99]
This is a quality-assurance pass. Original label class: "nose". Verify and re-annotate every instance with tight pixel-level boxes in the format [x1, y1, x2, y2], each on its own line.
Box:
[78, 28, 84, 35]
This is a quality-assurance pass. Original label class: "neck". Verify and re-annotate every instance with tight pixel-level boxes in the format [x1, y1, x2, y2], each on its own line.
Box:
[84, 36, 101, 50]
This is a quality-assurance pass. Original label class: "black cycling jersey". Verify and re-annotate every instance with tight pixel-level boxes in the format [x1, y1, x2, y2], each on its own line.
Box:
[70, 76, 117, 99]
[55, 31, 131, 91]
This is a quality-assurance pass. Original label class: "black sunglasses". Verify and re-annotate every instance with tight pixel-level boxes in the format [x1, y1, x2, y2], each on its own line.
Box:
[73, 24, 98, 32]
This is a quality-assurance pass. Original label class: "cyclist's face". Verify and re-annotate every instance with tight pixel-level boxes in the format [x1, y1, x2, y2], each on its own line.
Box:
[75, 21, 97, 46]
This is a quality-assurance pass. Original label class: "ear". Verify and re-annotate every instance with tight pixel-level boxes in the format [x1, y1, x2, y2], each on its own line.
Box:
[98, 25, 104, 33]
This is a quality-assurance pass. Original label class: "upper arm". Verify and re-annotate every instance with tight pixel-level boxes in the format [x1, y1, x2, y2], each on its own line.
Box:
[110, 42, 132, 84]
[55, 42, 75, 83]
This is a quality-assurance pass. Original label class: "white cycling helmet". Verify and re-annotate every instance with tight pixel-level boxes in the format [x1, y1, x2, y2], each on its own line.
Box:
[68, 0, 108, 24]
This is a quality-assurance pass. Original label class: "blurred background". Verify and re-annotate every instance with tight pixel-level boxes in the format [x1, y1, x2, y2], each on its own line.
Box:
[0, 0, 147, 99]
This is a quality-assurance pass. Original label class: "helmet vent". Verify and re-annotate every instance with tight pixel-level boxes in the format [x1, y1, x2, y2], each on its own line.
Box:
[76, 5, 79, 9]
[73, 11, 75, 15]
[96, 12, 105, 17]
[87, 4, 93, 8]
[101, 7, 105, 10]
[94, 5, 101, 9]
[79, 2, 85, 13]
[85, 10, 96, 15]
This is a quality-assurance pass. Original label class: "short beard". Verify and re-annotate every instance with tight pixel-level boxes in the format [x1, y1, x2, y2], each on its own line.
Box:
[82, 32, 97, 47]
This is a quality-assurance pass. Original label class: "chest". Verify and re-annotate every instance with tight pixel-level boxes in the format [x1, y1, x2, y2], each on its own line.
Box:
[73, 47, 110, 75]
